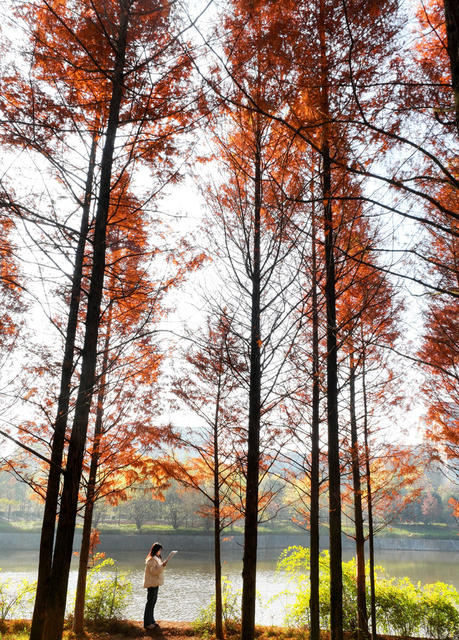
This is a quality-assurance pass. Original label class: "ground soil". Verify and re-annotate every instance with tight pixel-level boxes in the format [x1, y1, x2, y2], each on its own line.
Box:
[1, 620, 437, 640]
[84, 620, 197, 640]
[0, 620, 197, 640]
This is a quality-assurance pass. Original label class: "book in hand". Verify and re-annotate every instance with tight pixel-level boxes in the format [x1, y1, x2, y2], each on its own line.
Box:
[166, 550, 178, 562]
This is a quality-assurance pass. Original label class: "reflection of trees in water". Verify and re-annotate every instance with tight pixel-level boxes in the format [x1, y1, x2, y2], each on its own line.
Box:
[0, 549, 457, 623]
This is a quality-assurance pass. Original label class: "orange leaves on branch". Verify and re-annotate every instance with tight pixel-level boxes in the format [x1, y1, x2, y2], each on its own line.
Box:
[448, 497, 459, 520]
[415, 0, 450, 86]
[341, 445, 423, 529]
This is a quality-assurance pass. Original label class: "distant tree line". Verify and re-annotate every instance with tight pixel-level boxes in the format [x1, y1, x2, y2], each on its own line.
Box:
[1, 468, 456, 532]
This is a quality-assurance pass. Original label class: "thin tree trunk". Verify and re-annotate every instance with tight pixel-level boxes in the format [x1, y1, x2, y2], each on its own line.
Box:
[322, 140, 343, 640]
[73, 301, 112, 634]
[349, 352, 368, 639]
[214, 495, 223, 640]
[309, 191, 321, 640]
[319, 3, 343, 635]
[42, 9, 129, 639]
[443, 0, 459, 135]
[214, 368, 224, 640]
[361, 339, 377, 639]
[241, 125, 262, 640]
[30, 133, 98, 640]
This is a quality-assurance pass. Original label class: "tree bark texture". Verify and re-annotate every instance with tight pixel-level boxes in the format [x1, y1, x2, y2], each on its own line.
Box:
[42, 8, 129, 639]
[361, 342, 377, 639]
[349, 353, 368, 640]
[319, 3, 343, 635]
[30, 134, 97, 640]
[309, 199, 321, 640]
[214, 368, 224, 640]
[73, 301, 112, 634]
[241, 128, 262, 640]
[322, 140, 343, 640]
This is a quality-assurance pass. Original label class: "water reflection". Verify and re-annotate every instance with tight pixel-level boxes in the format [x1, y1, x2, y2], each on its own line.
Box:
[0, 547, 457, 624]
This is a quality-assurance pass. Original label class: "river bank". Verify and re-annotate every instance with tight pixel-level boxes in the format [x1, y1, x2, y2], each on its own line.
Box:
[0, 620, 447, 640]
[1, 531, 458, 552]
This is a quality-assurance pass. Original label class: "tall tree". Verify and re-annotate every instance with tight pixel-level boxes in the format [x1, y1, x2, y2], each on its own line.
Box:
[166, 311, 245, 639]
[72, 177, 200, 632]
[413, 0, 459, 482]
[204, 106, 304, 640]
[210, 3, 312, 635]
[4, 1, 195, 638]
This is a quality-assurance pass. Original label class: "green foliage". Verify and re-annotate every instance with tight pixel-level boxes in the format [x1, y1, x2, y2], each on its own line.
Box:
[374, 570, 459, 638]
[420, 582, 459, 639]
[0, 570, 35, 622]
[83, 557, 132, 623]
[192, 576, 242, 636]
[277, 548, 361, 632]
[374, 575, 423, 636]
[276, 546, 459, 637]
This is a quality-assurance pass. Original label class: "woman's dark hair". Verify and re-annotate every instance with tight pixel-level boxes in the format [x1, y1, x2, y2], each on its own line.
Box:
[148, 542, 163, 557]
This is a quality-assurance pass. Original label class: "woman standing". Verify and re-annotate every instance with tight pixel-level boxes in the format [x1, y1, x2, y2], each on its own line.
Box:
[143, 542, 168, 630]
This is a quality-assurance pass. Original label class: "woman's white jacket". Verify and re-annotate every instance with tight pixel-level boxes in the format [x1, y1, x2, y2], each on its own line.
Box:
[143, 555, 165, 588]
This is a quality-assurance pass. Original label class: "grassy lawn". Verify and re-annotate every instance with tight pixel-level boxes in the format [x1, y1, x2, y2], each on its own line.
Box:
[0, 520, 457, 539]
[0, 520, 42, 533]
[369, 522, 458, 539]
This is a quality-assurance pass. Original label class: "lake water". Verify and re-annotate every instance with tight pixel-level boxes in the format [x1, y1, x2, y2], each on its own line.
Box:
[0, 547, 458, 624]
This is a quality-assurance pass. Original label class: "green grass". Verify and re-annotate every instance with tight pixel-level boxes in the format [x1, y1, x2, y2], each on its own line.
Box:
[1, 520, 457, 539]
[373, 522, 458, 539]
[0, 520, 42, 533]
[97, 523, 219, 535]
[338, 521, 458, 539]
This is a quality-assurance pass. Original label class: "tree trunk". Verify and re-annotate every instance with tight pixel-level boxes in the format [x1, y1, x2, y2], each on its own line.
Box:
[322, 139, 343, 640]
[443, 0, 459, 135]
[309, 191, 321, 640]
[29, 133, 98, 640]
[41, 9, 129, 639]
[73, 302, 112, 634]
[241, 125, 262, 640]
[349, 352, 368, 640]
[361, 340, 377, 639]
[214, 499, 224, 640]
[319, 3, 343, 634]
[214, 368, 224, 640]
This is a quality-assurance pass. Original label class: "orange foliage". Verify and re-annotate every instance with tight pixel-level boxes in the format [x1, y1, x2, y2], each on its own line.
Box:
[342, 445, 423, 530]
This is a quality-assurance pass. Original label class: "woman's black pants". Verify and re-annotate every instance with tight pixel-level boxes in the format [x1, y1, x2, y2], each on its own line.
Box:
[144, 586, 159, 627]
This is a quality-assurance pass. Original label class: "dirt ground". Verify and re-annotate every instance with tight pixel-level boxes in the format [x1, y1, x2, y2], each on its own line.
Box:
[1, 620, 437, 640]
[69, 620, 305, 640]
[96, 620, 198, 640]
[0, 620, 199, 640]
[109, 621, 198, 640]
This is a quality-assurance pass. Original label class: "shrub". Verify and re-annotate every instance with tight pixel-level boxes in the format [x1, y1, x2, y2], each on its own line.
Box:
[374, 575, 423, 636]
[276, 546, 459, 637]
[277, 548, 361, 632]
[192, 576, 242, 636]
[83, 557, 132, 623]
[0, 571, 36, 622]
[341, 557, 360, 632]
[420, 582, 459, 639]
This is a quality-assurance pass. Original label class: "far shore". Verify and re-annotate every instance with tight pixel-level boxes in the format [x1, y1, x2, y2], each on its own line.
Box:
[0, 529, 458, 552]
